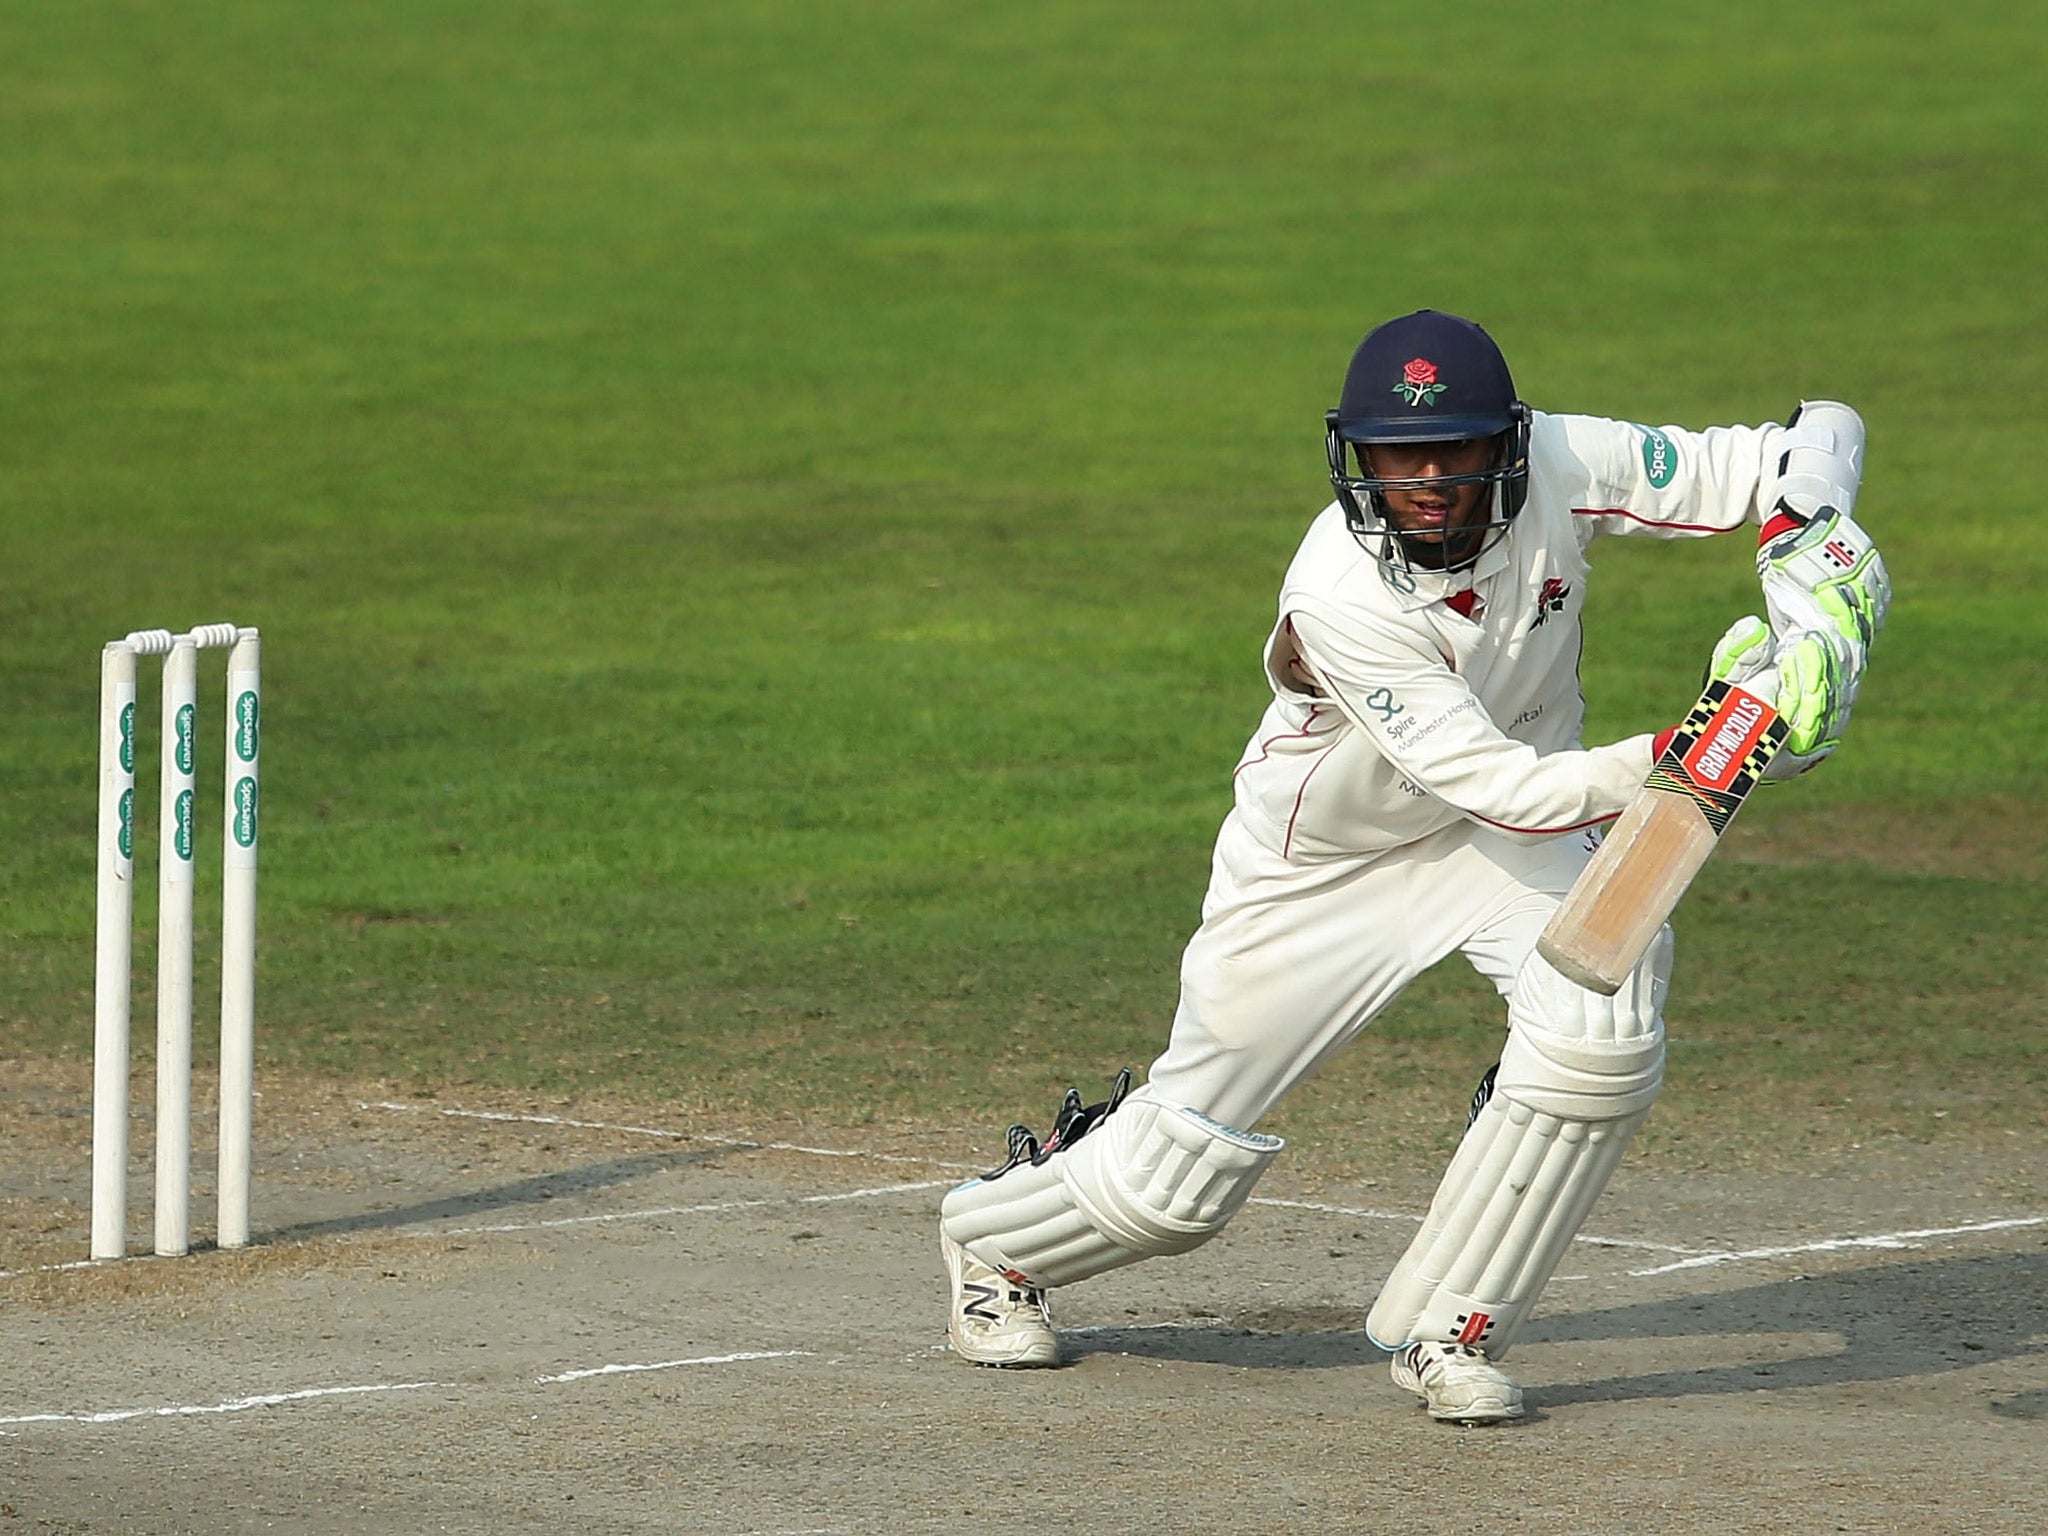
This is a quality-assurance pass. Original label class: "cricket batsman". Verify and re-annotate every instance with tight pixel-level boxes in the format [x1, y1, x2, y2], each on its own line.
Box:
[937, 310, 1890, 1421]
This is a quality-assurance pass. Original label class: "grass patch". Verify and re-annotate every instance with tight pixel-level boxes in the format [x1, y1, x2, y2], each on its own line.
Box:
[2, 2, 2043, 1168]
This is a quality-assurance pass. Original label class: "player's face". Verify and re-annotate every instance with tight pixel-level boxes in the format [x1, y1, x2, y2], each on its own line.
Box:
[1362, 438, 1498, 564]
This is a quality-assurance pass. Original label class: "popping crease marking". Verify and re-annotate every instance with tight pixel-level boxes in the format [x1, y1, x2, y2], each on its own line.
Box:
[1250, 1197, 1705, 1258]
[362, 1098, 1669, 1260]
[0, 1351, 810, 1432]
[357, 1104, 1682, 1252]
[0, 1380, 442, 1428]
[0, 1182, 951, 1279]
[535, 1349, 808, 1384]
[360, 1100, 985, 1173]
[1625, 1215, 2048, 1277]
[439, 1180, 949, 1238]
[0, 1256, 103, 1281]
[357, 1103, 2048, 1272]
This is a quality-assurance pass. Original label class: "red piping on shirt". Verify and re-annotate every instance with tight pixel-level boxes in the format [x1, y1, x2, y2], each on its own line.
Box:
[1572, 507, 1735, 534]
[1466, 807, 1621, 836]
[1234, 704, 1327, 778]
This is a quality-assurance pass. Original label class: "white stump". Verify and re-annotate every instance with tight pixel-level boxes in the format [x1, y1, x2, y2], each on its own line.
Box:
[218, 629, 261, 1250]
[154, 637, 198, 1256]
[91, 642, 139, 1261]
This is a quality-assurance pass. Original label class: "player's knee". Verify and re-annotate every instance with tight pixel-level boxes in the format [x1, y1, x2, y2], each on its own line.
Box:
[1498, 927, 1671, 1120]
[1062, 1088, 1282, 1250]
[940, 1087, 1283, 1287]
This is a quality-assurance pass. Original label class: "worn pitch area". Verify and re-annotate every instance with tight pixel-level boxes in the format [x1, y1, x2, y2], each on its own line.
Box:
[3, 1062, 2045, 1535]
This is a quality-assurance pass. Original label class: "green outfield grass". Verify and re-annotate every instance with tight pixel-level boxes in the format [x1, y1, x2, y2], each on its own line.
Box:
[3, 1, 2042, 1158]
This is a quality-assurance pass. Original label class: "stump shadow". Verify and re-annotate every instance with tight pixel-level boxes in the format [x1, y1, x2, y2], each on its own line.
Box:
[265, 1144, 742, 1240]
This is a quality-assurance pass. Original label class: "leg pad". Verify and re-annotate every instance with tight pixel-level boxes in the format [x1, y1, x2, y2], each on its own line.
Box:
[1367, 936, 1670, 1356]
[941, 1087, 1282, 1288]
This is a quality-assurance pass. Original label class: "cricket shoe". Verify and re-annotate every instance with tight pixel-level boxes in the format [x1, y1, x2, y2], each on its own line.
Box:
[942, 1230, 1059, 1368]
[1390, 1341, 1526, 1424]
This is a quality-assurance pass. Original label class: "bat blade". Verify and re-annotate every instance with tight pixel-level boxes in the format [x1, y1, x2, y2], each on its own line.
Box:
[1538, 678, 1787, 994]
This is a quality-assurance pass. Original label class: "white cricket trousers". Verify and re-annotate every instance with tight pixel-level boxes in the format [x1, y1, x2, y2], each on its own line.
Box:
[1145, 809, 1608, 1130]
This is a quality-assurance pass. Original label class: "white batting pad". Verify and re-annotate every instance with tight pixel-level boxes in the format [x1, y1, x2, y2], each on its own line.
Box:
[1366, 936, 1670, 1357]
[941, 1088, 1283, 1289]
[1496, 930, 1669, 1121]
[1365, 1096, 1647, 1355]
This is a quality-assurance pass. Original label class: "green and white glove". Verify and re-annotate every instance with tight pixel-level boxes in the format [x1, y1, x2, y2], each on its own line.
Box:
[1704, 614, 1857, 780]
[1758, 505, 1891, 667]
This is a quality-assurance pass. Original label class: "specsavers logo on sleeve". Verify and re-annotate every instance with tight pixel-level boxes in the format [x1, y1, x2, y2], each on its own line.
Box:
[1634, 426, 1677, 488]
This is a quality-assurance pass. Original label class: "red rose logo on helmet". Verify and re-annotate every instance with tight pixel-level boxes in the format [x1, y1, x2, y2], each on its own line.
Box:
[1393, 357, 1447, 407]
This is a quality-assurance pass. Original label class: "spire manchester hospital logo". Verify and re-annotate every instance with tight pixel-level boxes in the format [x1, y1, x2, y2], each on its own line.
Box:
[1392, 357, 1447, 407]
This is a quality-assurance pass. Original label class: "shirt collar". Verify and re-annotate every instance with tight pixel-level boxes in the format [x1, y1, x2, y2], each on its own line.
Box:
[1373, 533, 1515, 611]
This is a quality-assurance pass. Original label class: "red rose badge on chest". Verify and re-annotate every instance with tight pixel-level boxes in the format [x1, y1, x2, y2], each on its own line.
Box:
[1530, 577, 1573, 629]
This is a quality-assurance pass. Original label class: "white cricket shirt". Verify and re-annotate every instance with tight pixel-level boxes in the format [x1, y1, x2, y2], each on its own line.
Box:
[1234, 411, 1777, 861]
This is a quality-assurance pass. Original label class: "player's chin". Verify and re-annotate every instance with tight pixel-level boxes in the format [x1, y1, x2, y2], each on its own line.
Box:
[1433, 532, 1487, 569]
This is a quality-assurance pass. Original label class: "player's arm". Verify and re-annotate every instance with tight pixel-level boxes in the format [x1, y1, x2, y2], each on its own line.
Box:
[1286, 608, 1653, 838]
[1564, 403, 1886, 765]
[1556, 414, 1778, 543]
[1754, 400, 1891, 668]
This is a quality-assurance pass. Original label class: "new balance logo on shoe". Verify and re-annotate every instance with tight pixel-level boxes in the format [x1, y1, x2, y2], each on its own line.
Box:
[961, 1277, 1005, 1325]
[942, 1231, 1060, 1368]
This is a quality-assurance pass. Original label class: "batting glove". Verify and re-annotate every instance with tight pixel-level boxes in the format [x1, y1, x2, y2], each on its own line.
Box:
[1702, 614, 1857, 780]
[1758, 504, 1891, 668]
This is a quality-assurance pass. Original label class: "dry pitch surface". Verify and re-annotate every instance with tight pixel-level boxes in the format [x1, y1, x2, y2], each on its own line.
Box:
[3, 1060, 2045, 1535]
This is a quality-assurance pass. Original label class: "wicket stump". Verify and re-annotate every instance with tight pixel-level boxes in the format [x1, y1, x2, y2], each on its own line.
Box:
[92, 623, 262, 1260]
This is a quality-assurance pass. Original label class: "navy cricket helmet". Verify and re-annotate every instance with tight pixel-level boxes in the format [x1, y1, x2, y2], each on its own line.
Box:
[1325, 310, 1532, 572]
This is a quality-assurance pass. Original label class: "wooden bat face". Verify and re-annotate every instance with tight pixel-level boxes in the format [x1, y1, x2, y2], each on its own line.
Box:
[1536, 678, 1788, 995]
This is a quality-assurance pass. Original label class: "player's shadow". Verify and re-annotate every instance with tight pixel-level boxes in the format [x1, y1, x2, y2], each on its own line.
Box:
[1523, 1248, 2048, 1410]
[268, 1144, 742, 1240]
[1064, 1249, 2048, 1418]
[1064, 1305, 1383, 1369]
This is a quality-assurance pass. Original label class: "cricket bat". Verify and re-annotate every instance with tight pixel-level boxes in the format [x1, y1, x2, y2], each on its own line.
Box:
[1537, 676, 1789, 995]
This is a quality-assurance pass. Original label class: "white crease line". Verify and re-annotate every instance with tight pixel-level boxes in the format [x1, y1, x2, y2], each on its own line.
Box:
[0, 1380, 445, 1428]
[360, 1100, 983, 1173]
[0, 1184, 949, 1279]
[439, 1180, 949, 1237]
[1, 1348, 809, 1432]
[0, 1257, 107, 1282]
[1245, 1197, 1420, 1225]
[1249, 1197, 1706, 1257]
[537, 1349, 809, 1383]
[1628, 1215, 2048, 1277]
[351, 1099, 2048, 1277]
[356, 1105, 1684, 1251]
[1573, 1234, 1704, 1256]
